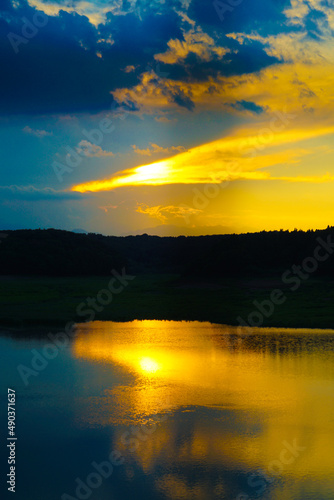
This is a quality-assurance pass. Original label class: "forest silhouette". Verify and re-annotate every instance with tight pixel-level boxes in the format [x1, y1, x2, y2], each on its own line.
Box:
[0, 227, 334, 278]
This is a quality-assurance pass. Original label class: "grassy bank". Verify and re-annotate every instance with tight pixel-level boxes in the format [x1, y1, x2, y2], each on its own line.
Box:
[0, 274, 334, 330]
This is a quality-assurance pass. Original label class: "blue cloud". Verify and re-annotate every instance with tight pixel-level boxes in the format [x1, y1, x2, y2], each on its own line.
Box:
[188, 0, 292, 35]
[169, 89, 195, 111]
[0, 185, 86, 200]
[231, 100, 265, 114]
[160, 39, 279, 83]
[0, 2, 182, 115]
[303, 7, 329, 39]
[0, 0, 309, 117]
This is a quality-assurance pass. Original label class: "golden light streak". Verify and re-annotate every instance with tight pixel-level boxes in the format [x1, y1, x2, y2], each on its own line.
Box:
[71, 126, 334, 193]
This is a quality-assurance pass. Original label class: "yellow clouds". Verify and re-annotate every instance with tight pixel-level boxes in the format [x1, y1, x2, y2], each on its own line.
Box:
[136, 204, 202, 223]
[113, 58, 334, 121]
[27, 0, 111, 26]
[284, 0, 334, 32]
[132, 143, 186, 156]
[76, 140, 114, 158]
[154, 28, 228, 64]
[112, 9, 334, 124]
[284, 0, 310, 25]
[71, 124, 334, 193]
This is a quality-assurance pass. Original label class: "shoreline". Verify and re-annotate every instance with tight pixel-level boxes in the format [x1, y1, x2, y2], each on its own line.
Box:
[1, 314, 334, 334]
[1, 273, 334, 333]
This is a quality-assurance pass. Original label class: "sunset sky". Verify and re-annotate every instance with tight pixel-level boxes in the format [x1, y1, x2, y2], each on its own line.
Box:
[1, 0, 334, 235]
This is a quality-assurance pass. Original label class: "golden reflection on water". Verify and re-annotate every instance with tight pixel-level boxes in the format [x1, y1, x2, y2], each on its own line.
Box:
[139, 356, 160, 374]
[72, 320, 334, 498]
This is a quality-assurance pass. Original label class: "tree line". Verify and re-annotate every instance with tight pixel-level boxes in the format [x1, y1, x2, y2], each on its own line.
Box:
[0, 227, 334, 278]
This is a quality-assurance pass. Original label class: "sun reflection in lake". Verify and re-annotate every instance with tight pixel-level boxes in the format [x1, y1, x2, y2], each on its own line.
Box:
[139, 356, 160, 374]
[70, 319, 334, 497]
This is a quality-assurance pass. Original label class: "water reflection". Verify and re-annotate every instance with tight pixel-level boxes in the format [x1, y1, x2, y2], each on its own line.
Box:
[2, 321, 334, 499]
[70, 320, 334, 499]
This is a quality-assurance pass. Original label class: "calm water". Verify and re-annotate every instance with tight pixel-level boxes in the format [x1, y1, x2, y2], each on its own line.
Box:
[2, 320, 334, 499]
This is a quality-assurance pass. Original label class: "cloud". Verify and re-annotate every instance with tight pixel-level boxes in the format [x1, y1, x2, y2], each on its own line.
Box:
[188, 0, 291, 34]
[108, 2, 334, 121]
[155, 116, 174, 123]
[231, 100, 265, 115]
[132, 143, 186, 156]
[0, 2, 182, 115]
[170, 88, 195, 110]
[0, 0, 283, 116]
[71, 124, 334, 193]
[112, 39, 334, 122]
[154, 27, 228, 65]
[284, 0, 310, 26]
[23, 126, 53, 138]
[0, 185, 85, 201]
[136, 203, 202, 223]
[99, 204, 118, 213]
[76, 140, 114, 157]
[123, 65, 136, 73]
[26, 0, 113, 27]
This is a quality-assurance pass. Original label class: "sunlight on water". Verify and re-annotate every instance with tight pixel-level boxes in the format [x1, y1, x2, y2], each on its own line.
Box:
[2, 320, 334, 499]
[139, 356, 161, 374]
[69, 320, 334, 499]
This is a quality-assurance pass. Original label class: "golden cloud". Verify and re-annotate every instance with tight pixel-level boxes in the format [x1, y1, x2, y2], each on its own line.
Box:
[71, 125, 334, 193]
[154, 28, 228, 64]
[136, 203, 202, 223]
[132, 143, 186, 156]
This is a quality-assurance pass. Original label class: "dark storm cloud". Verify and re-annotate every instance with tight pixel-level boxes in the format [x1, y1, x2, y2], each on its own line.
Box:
[159, 40, 280, 83]
[99, 9, 183, 73]
[0, 0, 290, 116]
[0, 1, 182, 115]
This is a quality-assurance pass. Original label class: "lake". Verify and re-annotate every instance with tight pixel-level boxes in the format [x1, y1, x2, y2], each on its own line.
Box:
[1, 320, 334, 499]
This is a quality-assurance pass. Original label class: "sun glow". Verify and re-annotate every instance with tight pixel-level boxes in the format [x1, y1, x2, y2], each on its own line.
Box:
[139, 357, 160, 374]
[72, 160, 170, 193]
[71, 126, 334, 193]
